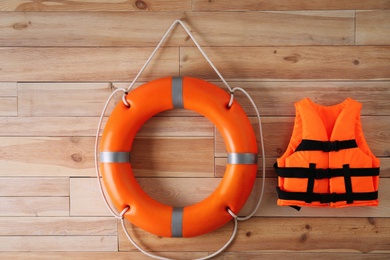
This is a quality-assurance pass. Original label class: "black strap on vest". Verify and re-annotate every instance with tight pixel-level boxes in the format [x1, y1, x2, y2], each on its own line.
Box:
[305, 163, 316, 203]
[295, 139, 358, 152]
[274, 163, 380, 179]
[276, 187, 378, 204]
[343, 164, 354, 204]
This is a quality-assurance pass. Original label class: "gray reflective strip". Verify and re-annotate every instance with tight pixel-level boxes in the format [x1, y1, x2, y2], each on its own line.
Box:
[171, 207, 183, 237]
[172, 77, 183, 108]
[228, 153, 258, 164]
[100, 152, 130, 163]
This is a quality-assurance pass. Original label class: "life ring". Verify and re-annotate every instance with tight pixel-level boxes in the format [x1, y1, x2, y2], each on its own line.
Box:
[99, 76, 258, 238]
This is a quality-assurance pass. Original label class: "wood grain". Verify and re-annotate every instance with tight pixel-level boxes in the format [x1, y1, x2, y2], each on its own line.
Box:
[18, 83, 118, 117]
[119, 217, 390, 252]
[215, 117, 390, 158]
[0, 11, 354, 47]
[0, 82, 17, 96]
[0, 47, 179, 81]
[0, 97, 17, 116]
[0, 137, 95, 177]
[0, 177, 69, 196]
[0, 252, 209, 260]
[2, 46, 389, 81]
[180, 46, 390, 81]
[0, 116, 212, 137]
[17, 81, 390, 116]
[70, 178, 390, 218]
[0, 117, 104, 137]
[0, 217, 116, 236]
[356, 10, 390, 45]
[192, 0, 390, 11]
[0, 236, 117, 251]
[212, 81, 390, 116]
[0, 197, 69, 217]
[0, 0, 191, 11]
[0, 136, 214, 177]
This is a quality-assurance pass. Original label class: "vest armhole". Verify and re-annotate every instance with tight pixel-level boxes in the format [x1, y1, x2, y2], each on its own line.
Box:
[277, 103, 303, 166]
[355, 114, 381, 167]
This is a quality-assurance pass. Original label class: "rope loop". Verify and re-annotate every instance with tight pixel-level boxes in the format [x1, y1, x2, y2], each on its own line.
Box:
[120, 206, 130, 219]
[95, 87, 128, 219]
[122, 91, 130, 107]
[227, 207, 238, 219]
[229, 86, 266, 222]
[120, 211, 238, 260]
[227, 91, 234, 108]
[125, 19, 233, 95]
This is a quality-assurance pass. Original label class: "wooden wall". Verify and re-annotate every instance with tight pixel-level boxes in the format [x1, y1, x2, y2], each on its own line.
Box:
[0, 1, 390, 259]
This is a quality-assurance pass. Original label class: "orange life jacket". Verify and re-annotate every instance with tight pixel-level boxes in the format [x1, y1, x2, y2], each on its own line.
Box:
[274, 98, 380, 208]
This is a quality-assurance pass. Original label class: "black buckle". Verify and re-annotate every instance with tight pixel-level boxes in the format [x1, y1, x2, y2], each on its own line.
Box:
[315, 168, 332, 179]
[323, 141, 340, 152]
[320, 193, 338, 203]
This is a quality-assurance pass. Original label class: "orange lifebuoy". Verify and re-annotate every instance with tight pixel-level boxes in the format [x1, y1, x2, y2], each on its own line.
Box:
[99, 76, 258, 238]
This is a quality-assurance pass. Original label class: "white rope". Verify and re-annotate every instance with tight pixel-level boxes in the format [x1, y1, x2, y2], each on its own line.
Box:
[120, 207, 238, 260]
[94, 87, 128, 219]
[125, 19, 233, 94]
[230, 87, 266, 221]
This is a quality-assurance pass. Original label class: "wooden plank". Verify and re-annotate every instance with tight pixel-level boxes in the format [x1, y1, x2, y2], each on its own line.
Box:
[18, 83, 118, 117]
[0, 82, 17, 96]
[22, 81, 390, 117]
[0, 236, 117, 252]
[70, 177, 219, 217]
[192, 0, 390, 11]
[0, 0, 191, 11]
[0, 137, 95, 177]
[0, 97, 17, 116]
[0, 11, 354, 47]
[0, 177, 69, 196]
[211, 81, 390, 116]
[215, 117, 390, 158]
[17, 83, 214, 119]
[0, 136, 214, 177]
[131, 137, 214, 177]
[69, 177, 390, 218]
[180, 46, 390, 81]
[2, 46, 389, 81]
[0, 117, 103, 137]
[0, 252, 209, 260]
[119, 217, 390, 252]
[70, 176, 218, 217]
[70, 178, 111, 217]
[356, 11, 390, 45]
[0, 197, 69, 216]
[0, 12, 185, 47]
[0, 47, 179, 81]
[0, 217, 116, 236]
[0, 116, 211, 136]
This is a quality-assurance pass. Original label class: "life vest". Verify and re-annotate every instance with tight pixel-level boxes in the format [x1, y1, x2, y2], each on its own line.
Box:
[274, 98, 380, 208]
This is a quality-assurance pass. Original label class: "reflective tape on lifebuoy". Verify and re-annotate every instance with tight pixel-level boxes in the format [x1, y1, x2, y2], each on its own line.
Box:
[100, 76, 258, 238]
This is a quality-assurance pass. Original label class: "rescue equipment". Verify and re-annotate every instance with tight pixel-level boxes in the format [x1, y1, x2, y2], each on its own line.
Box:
[99, 76, 258, 237]
[275, 98, 380, 208]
